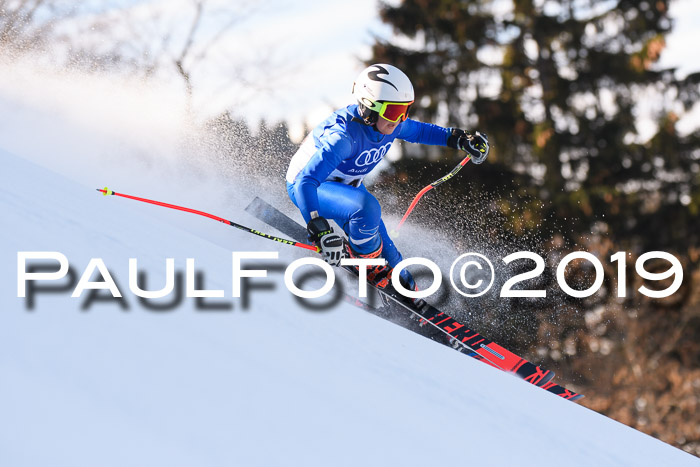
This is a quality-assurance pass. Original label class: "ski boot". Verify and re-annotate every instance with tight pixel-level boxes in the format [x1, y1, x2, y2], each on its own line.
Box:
[344, 241, 392, 288]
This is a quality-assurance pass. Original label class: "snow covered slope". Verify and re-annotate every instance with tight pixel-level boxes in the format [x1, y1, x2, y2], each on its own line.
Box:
[3, 149, 699, 467]
[1, 64, 698, 466]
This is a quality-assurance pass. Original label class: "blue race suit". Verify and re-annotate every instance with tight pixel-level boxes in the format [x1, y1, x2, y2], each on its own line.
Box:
[286, 104, 450, 268]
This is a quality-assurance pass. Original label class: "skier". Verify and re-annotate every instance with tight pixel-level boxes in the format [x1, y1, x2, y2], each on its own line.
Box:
[286, 64, 489, 291]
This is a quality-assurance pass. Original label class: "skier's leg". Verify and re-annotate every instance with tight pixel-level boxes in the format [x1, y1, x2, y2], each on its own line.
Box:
[288, 181, 413, 289]
[289, 181, 383, 255]
[326, 184, 383, 256]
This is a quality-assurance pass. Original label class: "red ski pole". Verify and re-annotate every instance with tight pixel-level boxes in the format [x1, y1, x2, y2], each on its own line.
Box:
[96, 187, 319, 253]
[393, 155, 471, 233]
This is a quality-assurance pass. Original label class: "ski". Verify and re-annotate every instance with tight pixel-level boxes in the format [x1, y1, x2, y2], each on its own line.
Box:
[245, 197, 583, 402]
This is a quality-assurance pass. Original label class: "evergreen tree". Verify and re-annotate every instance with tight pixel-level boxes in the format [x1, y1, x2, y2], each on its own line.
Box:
[372, 3, 700, 455]
[372, 0, 700, 250]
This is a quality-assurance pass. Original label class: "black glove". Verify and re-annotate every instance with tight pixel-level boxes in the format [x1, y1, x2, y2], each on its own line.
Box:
[307, 216, 344, 266]
[447, 128, 490, 164]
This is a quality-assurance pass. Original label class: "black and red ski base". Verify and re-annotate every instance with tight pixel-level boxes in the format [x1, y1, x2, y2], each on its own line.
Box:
[245, 197, 583, 402]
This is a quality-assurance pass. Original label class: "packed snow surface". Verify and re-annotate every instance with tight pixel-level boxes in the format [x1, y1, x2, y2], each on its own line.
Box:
[1, 64, 697, 466]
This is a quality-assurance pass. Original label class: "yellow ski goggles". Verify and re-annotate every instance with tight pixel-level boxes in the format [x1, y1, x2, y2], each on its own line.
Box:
[370, 100, 414, 123]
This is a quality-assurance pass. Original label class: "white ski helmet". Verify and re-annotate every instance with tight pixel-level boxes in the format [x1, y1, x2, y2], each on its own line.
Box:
[352, 64, 414, 125]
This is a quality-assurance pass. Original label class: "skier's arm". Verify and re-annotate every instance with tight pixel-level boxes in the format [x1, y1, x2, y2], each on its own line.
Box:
[397, 119, 451, 146]
[293, 132, 353, 223]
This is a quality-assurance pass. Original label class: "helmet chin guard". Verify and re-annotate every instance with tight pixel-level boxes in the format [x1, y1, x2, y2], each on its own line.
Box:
[357, 102, 379, 125]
